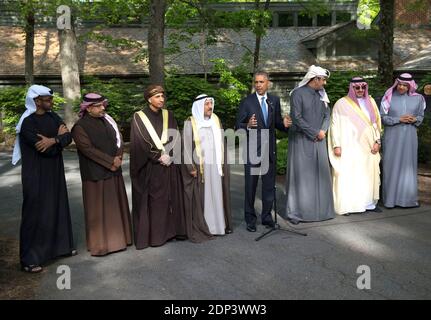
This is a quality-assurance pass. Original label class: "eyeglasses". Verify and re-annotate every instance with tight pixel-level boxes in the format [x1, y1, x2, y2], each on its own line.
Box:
[354, 85, 366, 90]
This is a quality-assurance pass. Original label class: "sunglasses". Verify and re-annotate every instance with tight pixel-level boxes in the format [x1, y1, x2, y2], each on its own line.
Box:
[354, 85, 366, 90]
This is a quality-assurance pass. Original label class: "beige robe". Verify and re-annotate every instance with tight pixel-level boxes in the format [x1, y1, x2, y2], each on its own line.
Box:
[328, 96, 382, 215]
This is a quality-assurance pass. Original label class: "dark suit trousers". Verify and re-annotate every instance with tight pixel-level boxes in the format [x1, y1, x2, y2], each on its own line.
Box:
[244, 159, 275, 226]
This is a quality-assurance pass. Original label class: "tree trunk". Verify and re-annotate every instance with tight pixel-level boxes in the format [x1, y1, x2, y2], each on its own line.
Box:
[148, 0, 166, 86]
[24, 8, 35, 85]
[200, 30, 208, 81]
[378, 0, 395, 87]
[58, 28, 81, 129]
[252, 0, 271, 74]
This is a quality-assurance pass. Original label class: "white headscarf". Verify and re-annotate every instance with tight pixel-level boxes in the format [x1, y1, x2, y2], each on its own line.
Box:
[290, 65, 331, 106]
[191, 94, 223, 176]
[12, 85, 53, 165]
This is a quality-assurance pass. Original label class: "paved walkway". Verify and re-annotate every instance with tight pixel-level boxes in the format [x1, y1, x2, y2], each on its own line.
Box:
[0, 150, 430, 299]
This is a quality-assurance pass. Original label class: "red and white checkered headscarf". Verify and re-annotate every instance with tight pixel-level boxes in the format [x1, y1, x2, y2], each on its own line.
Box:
[381, 73, 425, 114]
[348, 77, 377, 124]
[80, 93, 121, 148]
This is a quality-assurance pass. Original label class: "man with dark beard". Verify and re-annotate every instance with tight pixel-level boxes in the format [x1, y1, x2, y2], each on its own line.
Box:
[13, 85, 76, 273]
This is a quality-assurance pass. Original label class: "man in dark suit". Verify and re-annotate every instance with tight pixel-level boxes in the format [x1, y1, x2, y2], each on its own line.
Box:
[235, 71, 292, 232]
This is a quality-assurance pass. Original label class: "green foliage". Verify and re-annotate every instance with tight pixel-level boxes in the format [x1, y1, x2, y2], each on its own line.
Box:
[348, 26, 380, 41]
[211, 58, 251, 126]
[0, 86, 64, 135]
[276, 138, 288, 175]
[212, 10, 264, 30]
[246, 9, 273, 37]
[357, 0, 380, 28]
[4, 0, 87, 26]
[166, 0, 200, 30]
[299, 0, 330, 18]
[276, 129, 289, 140]
[0, 87, 30, 135]
[79, 0, 148, 26]
[166, 0, 272, 32]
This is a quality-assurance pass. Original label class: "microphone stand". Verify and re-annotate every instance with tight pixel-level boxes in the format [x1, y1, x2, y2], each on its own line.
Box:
[255, 98, 307, 241]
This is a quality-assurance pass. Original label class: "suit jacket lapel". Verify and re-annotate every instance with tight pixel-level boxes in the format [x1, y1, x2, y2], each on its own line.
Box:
[266, 95, 273, 128]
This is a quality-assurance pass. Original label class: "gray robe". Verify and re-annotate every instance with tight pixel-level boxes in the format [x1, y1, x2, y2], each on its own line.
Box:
[285, 85, 335, 222]
[380, 91, 425, 208]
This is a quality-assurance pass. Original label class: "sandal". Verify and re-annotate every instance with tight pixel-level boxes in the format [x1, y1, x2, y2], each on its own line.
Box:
[21, 265, 43, 273]
[59, 249, 78, 258]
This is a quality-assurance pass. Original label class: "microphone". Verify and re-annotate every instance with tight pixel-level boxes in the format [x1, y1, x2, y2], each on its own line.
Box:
[266, 98, 273, 110]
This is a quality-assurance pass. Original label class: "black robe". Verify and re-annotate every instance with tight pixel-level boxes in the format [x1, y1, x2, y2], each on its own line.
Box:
[19, 111, 75, 266]
[130, 107, 187, 249]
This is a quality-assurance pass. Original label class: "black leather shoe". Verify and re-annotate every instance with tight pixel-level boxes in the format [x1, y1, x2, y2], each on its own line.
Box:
[288, 218, 299, 225]
[262, 221, 275, 229]
[367, 206, 382, 213]
[225, 228, 233, 234]
[246, 224, 256, 232]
